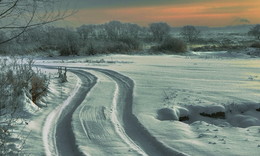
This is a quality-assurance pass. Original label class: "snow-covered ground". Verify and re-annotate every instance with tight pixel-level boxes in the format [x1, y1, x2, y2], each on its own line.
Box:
[107, 55, 260, 156]
[4, 53, 259, 155]
[100, 55, 260, 156]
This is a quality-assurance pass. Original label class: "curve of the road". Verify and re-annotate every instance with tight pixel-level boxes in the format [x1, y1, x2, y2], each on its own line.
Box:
[40, 65, 187, 156]
[90, 68, 187, 156]
[41, 67, 97, 156]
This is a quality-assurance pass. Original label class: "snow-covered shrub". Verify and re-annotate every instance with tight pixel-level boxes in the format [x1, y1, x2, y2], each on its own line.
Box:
[85, 43, 98, 55]
[200, 112, 225, 119]
[151, 37, 187, 53]
[106, 41, 135, 53]
[57, 67, 68, 83]
[117, 37, 141, 51]
[83, 38, 142, 55]
[251, 42, 260, 48]
[182, 102, 260, 128]
[30, 73, 49, 103]
[0, 57, 49, 109]
[0, 58, 49, 155]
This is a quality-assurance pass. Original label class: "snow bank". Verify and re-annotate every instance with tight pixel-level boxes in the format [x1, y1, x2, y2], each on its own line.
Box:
[157, 106, 189, 121]
[229, 114, 259, 128]
[172, 102, 260, 128]
[188, 104, 225, 115]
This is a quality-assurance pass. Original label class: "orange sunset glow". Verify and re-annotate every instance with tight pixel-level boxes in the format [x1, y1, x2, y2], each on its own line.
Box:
[67, 0, 260, 27]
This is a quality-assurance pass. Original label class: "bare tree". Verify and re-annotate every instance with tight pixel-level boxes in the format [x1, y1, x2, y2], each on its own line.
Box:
[0, 0, 76, 45]
[149, 22, 171, 41]
[180, 25, 200, 42]
[248, 24, 260, 40]
[122, 23, 142, 39]
[77, 24, 96, 40]
[104, 21, 124, 40]
[50, 27, 80, 56]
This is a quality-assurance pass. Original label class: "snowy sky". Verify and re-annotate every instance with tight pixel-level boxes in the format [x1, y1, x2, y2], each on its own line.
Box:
[64, 0, 260, 27]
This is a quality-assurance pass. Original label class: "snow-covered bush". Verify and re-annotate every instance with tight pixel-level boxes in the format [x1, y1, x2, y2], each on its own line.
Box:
[118, 37, 141, 51]
[105, 39, 140, 53]
[57, 67, 68, 83]
[251, 42, 260, 48]
[151, 37, 187, 53]
[0, 58, 49, 155]
[82, 38, 142, 55]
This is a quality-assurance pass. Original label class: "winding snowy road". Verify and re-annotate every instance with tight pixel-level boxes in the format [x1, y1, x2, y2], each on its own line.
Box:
[41, 66, 186, 156]
[93, 68, 186, 156]
[42, 69, 97, 156]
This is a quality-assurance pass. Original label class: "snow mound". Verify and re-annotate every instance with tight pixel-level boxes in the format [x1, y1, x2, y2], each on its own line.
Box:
[188, 104, 225, 115]
[158, 102, 260, 128]
[229, 114, 259, 128]
[176, 103, 260, 128]
[224, 102, 260, 113]
[157, 106, 189, 121]
[20, 92, 40, 116]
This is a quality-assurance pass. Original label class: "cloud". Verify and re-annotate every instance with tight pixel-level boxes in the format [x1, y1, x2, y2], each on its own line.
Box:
[234, 18, 250, 24]
[65, 0, 260, 27]
[67, 5, 238, 27]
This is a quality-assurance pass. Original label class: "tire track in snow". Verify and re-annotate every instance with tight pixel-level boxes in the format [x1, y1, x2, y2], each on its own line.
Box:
[73, 70, 143, 155]
[68, 67, 186, 156]
[42, 68, 96, 156]
[95, 69, 187, 156]
[40, 65, 187, 156]
[110, 75, 147, 155]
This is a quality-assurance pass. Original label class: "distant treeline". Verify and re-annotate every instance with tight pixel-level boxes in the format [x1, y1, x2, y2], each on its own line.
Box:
[0, 21, 259, 56]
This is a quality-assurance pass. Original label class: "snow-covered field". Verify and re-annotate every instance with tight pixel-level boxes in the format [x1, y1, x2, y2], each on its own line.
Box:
[108, 55, 260, 156]
[3, 53, 259, 156]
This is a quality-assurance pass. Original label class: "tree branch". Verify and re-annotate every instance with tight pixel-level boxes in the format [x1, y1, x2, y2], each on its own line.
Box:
[0, 0, 19, 17]
[0, 0, 77, 45]
[0, 1, 36, 44]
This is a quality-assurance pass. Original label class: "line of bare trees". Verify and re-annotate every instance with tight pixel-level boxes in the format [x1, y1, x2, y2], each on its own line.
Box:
[1, 20, 193, 55]
[1, 1, 260, 55]
[0, 0, 195, 55]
